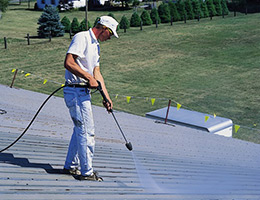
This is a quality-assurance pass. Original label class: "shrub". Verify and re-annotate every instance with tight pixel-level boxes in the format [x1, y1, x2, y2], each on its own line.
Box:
[200, 0, 209, 17]
[71, 17, 80, 34]
[37, 5, 64, 38]
[158, 3, 171, 23]
[176, 0, 187, 21]
[79, 19, 91, 31]
[213, 0, 222, 16]
[61, 16, 71, 33]
[150, 8, 161, 24]
[169, 2, 181, 22]
[206, 0, 217, 16]
[192, 0, 203, 19]
[130, 12, 141, 27]
[119, 15, 130, 31]
[93, 17, 100, 27]
[140, 10, 152, 26]
[221, 0, 229, 15]
[185, 0, 195, 20]
[0, 0, 9, 13]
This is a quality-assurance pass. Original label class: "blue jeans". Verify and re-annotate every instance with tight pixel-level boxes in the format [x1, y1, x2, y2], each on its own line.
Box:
[63, 87, 95, 176]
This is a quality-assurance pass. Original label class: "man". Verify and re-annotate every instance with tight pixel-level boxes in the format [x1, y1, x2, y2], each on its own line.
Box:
[63, 16, 119, 181]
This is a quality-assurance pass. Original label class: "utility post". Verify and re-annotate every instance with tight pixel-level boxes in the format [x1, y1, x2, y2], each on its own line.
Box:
[85, 0, 88, 30]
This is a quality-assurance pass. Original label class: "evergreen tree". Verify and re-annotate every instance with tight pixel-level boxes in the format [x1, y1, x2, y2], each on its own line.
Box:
[150, 8, 161, 24]
[140, 10, 152, 26]
[176, 0, 187, 21]
[206, 0, 217, 16]
[168, 2, 181, 22]
[158, 3, 171, 23]
[221, 0, 229, 15]
[79, 19, 91, 31]
[192, 0, 203, 19]
[93, 17, 100, 27]
[185, 0, 195, 20]
[71, 17, 80, 34]
[130, 12, 141, 27]
[107, 13, 119, 31]
[61, 16, 71, 33]
[0, 0, 9, 13]
[200, 0, 209, 17]
[37, 5, 64, 38]
[119, 15, 130, 32]
[213, 0, 222, 16]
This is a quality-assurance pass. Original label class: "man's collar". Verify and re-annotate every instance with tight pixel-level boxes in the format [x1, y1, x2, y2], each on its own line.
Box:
[89, 28, 99, 44]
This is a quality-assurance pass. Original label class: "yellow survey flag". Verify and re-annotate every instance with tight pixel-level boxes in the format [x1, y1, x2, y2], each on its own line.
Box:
[205, 116, 209, 122]
[214, 113, 216, 118]
[126, 96, 131, 103]
[234, 125, 240, 133]
[115, 94, 118, 99]
[177, 103, 182, 111]
[25, 73, 31, 77]
[12, 69, 16, 73]
[43, 79, 48, 84]
[151, 98, 155, 105]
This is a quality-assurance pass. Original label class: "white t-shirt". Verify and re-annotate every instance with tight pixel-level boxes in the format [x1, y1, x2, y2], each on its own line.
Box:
[65, 29, 100, 84]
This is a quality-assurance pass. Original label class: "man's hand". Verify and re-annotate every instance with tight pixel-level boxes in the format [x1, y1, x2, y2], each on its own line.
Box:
[88, 77, 99, 88]
[103, 99, 113, 113]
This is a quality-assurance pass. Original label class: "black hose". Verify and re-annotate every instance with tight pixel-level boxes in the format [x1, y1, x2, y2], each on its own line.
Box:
[0, 85, 65, 153]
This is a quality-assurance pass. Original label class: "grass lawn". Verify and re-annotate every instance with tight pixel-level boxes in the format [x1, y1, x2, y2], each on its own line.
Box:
[0, 2, 259, 143]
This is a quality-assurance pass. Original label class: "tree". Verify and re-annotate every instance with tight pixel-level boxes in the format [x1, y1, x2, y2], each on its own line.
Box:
[176, 0, 187, 21]
[221, 0, 229, 15]
[0, 0, 9, 14]
[61, 16, 71, 33]
[206, 0, 217, 16]
[130, 12, 141, 27]
[150, 8, 161, 24]
[185, 0, 195, 20]
[200, 0, 209, 17]
[37, 5, 64, 38]
[192, 0, 203, 19]
[169, 2, 181, 22]
[213, 0, 223, 16]
[79, 19, 91, 31]
[119, 15, 130, 32]
[71, 17, 80, 34]
[108, 13, 119, 31]
[158, 3, 171, 23]
[93, 17, 100, 27]
[141, 10, 152, 26]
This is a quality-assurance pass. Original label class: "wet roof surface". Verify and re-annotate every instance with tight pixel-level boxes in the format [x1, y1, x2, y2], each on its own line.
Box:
[0, 84, 260, 199]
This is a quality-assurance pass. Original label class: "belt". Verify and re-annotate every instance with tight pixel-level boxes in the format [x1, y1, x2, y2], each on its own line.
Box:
[65, 82, 89, 88]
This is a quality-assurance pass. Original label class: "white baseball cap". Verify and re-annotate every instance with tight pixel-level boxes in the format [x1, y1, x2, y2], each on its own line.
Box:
[98, 16, 119, 38]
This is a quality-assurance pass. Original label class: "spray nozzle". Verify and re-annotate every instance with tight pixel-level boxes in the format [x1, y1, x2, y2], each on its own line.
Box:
[125, 142, 133, 151]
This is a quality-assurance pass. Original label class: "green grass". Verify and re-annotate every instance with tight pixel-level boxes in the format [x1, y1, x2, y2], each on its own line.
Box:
[0, 3, 259, 143]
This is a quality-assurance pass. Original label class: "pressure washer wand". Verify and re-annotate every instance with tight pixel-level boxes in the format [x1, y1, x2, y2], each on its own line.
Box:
[96, 81, 133, 151]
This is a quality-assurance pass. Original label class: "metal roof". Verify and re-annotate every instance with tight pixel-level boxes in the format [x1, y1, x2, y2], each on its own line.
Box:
[0, 84, 260, 199]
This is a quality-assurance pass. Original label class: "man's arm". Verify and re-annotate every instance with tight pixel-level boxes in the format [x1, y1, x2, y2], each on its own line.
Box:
[94, 66, 113, 111]
[64, 53, 98, 88]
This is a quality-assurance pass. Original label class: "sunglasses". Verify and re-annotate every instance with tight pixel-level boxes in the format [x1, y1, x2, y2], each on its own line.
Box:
[104, 26, 113, 36]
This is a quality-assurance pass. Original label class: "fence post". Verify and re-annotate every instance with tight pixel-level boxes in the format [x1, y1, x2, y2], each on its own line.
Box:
[4, 37, 7, 49]
[140, 21, 143, 31]
[10, 69, 18, 88]
[164, 100, 171, 124]
[27, 33, 30, 45]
